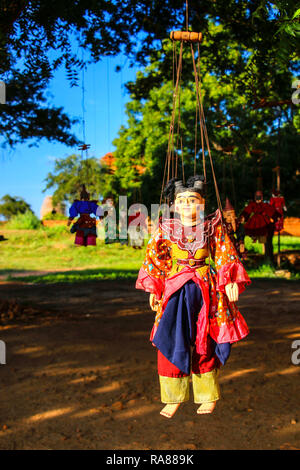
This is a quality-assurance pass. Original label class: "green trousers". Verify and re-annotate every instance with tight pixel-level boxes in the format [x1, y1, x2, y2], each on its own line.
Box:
[159, 369, 220, 404]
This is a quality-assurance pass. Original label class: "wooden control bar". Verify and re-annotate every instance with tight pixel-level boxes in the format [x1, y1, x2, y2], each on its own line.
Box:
[170, 31, 203, 43]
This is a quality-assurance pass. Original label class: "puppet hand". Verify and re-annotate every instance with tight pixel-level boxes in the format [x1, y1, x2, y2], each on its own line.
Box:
[149, 293, 159, 311]
[225, 282, 239, 302]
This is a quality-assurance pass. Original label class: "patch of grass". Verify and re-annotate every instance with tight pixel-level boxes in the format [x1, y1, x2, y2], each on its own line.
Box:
[246, 265, 300, 280]
[273, 235, 300, 252]
[245, 235, 300, 254]
[246, 263, 278, 279]
[6, 268, 139, 284]
[0, 228, 299, 284]
[0, 227, 145, 277]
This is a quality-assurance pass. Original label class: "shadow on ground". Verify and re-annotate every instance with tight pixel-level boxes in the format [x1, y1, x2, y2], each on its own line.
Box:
[0, 279, 299, 450]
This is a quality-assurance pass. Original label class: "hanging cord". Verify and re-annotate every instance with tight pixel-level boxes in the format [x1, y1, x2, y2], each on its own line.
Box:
[160, 41, 184, 205]
[77, 42, 92, 191]
[79, 47, 87, 187]
[229, 153, 237, 209]
[222, 155, 226, 201]
[191, 43, 223, 213]
[160, 149, 169, 206]
[169, 42, 183, 180]
[180, 136, 185, 183]
[191, 44, 206, 179]
[81, 57, 86, 158]
[196, 44, 206, 182]
[194, 98, 198, 175]
[161, 0, 223, 221]
[174, 47, 183, 179]
[191, 42, 227, 274]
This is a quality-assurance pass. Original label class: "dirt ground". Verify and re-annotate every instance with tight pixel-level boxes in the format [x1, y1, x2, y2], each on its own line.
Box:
[0, 278, 299, 450]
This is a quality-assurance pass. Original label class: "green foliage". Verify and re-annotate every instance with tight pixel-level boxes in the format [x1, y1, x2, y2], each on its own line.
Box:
[1, 1, 299, 148]
[268, 1, 300, 65]
[42, 212, 68, 220]
[0, 194, 32, 219]
[106, 31, 299, 212]
[0, 69, 79, 148]
[5, 210, 41, 229]
[43, 153, 105, 205]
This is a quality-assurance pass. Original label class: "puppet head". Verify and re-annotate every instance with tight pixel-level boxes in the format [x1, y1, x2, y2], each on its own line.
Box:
[163, 175, 206, 225]
[254, 190, 263, 203]
[223, 198, 237, 232]
[80, 185, 90, 201]
[103, 196, 114, 207]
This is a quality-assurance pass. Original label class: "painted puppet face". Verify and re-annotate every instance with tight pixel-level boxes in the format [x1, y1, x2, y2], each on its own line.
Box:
[255, 191, 263, 203]
[223, 209, 237, 232]
[175, 191, 205, 225]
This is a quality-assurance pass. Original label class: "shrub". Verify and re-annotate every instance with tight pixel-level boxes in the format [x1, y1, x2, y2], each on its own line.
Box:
[43, 225, 69, 237]
[42, 211, 68, 220]
[6, 210, 41, 229]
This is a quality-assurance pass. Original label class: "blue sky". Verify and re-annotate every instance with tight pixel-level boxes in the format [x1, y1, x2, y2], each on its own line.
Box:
[0, 54, 139, 217]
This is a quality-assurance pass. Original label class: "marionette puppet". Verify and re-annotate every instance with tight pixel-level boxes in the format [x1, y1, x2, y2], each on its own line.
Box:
[136, 175, 251, 418]
[269, 189, 287, 233]
[128, 210, 148, 249]
[223, 198, 246, 259]
[240, 190, 277, 244]
[102, 197, 117, 244]
[68, 185, 99, 246]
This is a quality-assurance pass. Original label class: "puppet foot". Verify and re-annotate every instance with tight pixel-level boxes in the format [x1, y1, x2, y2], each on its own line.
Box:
[160, 403, 180, 419]
[197, 401, 216, 415]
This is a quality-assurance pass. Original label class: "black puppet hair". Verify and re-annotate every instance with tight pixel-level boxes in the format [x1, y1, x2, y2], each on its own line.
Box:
[80, 184, 90, 200]
[163, 175, 206, 202]
[186, 174, 205, 188]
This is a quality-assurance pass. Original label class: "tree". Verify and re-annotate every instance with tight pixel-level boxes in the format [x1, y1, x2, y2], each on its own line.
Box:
[106, 25, 300, 213]
[43, 153, 106, 205]
[0, 1, 299, 148]
[0, 194, 32, 219]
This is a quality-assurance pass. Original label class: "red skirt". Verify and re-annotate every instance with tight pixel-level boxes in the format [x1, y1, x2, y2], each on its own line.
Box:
[244, 214, 271, 237]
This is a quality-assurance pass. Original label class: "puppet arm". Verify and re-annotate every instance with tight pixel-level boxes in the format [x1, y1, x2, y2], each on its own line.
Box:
[211, 224, 251, 300]
[136, 229, 172, 302]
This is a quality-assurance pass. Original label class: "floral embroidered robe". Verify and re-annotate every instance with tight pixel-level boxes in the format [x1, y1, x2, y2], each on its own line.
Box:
[136, 209, 251, 359]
